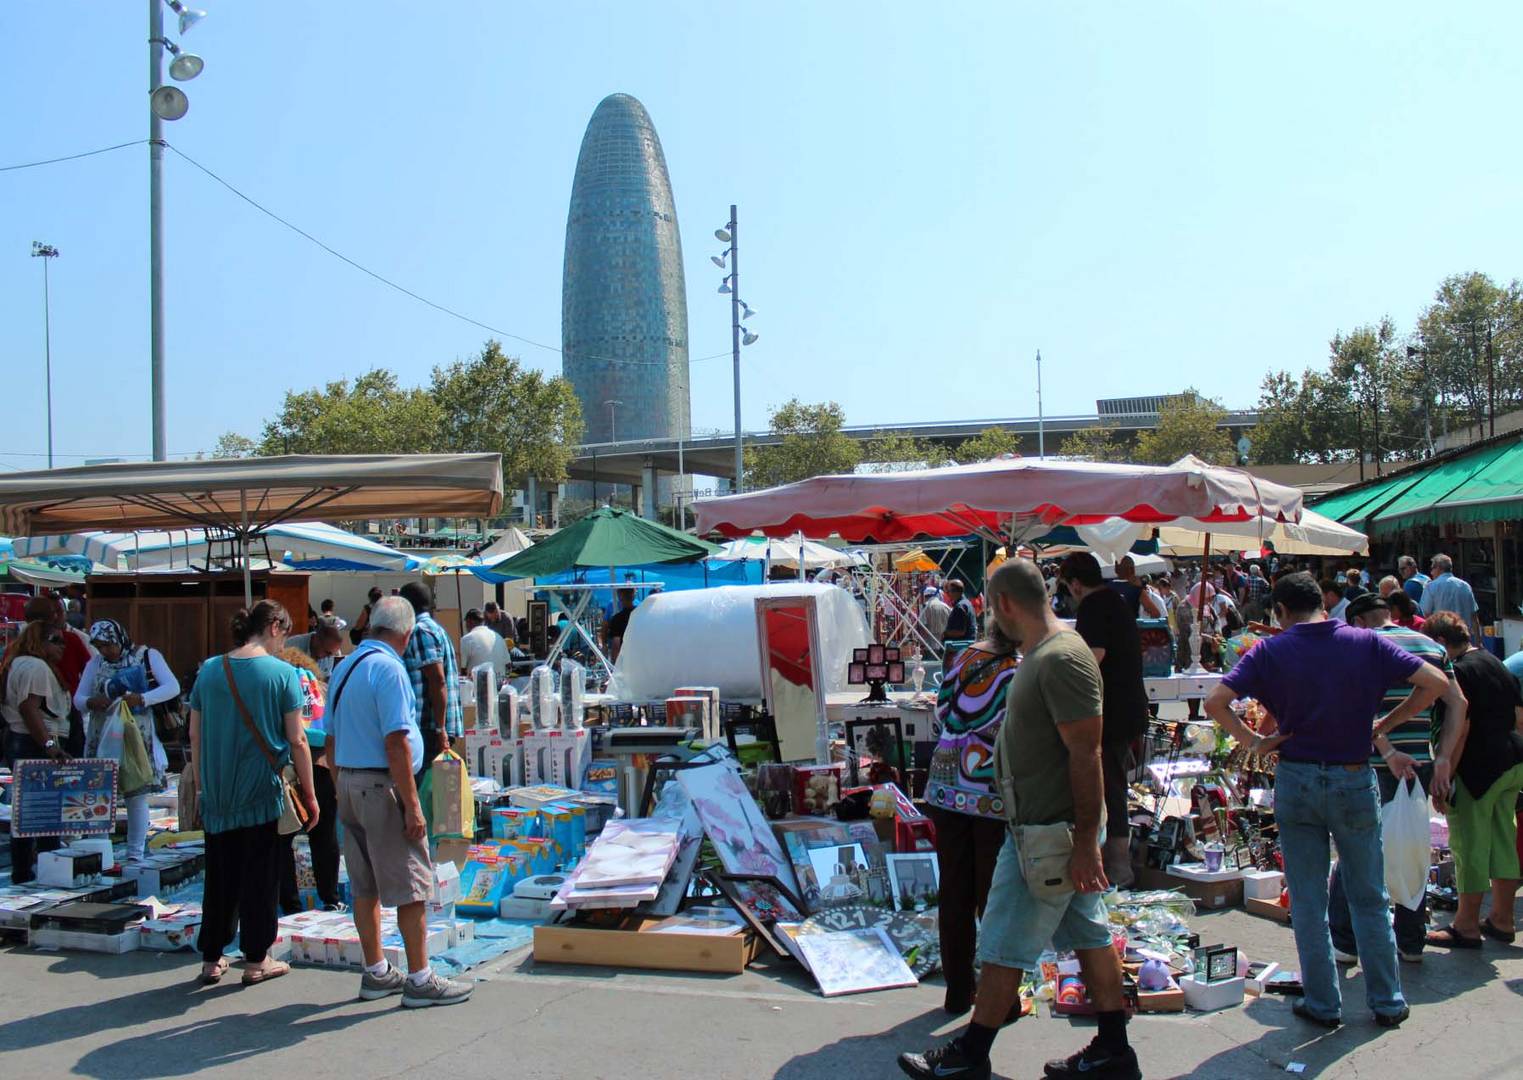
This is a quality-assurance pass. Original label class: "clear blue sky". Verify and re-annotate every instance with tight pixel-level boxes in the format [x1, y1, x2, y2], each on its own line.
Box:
[3, 2, 1520, 473]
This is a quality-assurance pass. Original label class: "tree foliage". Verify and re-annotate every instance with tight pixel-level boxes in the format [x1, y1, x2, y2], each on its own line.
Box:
[258, 369, 441, 456]
[859, 432, 951, 472]
[1058, 423, 1129, 463]
[954, 426, 1022, 463]
[1249, 272, 1523, 464]
[429, 341, 584, 485]
[1134, 392, 1235, 465]
[745, 398, 862, 488]
[225, 342, 585, 488]
[211, 432, 258, 459]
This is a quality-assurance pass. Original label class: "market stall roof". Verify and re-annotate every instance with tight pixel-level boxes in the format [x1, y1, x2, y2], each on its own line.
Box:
[0, 454, 504, 535]
[1308, 434, 1523, 535]
[1155, 508, 1368, 557]
[13, 520, 417, 572]
[475, 526, 535, 566]
[474, 506, 718, 582]
[694, 455, 1303, 544]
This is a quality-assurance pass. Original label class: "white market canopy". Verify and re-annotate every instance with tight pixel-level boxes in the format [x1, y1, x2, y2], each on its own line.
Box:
[709, 533, 867, 571]
[694, 455, 1303, 544]
[475, 526, 536, 567]
[13, 521, 417, 572]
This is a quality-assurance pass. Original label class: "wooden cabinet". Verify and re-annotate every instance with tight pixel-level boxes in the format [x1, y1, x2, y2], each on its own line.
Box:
[85, 572, 309, 688]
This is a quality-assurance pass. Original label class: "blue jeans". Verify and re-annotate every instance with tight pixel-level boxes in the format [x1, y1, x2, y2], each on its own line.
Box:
[1329, 767, 1430, 957]
[1275, 761, 1406, 1020]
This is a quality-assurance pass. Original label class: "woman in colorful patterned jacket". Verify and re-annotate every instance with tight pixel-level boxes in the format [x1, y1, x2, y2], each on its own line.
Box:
[926, 617, 1020, 1016]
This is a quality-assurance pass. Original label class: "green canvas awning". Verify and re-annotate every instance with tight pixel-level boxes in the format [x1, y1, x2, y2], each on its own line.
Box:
[1375, 439, 1523, 529]
[1311, 470, 1427, 527]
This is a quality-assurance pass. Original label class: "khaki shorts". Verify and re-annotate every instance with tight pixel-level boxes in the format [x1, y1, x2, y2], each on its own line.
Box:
[336, 768, 433, 907]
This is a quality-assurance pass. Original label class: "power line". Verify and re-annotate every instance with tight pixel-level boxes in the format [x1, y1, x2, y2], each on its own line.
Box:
[163, 143, 731, 369]
[0, 139, 149, 173]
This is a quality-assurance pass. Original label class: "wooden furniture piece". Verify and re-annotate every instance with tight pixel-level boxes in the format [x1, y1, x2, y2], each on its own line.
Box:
[86, 571, 310, 688]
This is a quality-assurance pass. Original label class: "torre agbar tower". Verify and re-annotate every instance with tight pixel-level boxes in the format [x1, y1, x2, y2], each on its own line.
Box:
[562, 94, 692, 471]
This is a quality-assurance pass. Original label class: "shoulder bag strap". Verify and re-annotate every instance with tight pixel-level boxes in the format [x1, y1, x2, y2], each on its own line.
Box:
[221, 654, 282, 776]
[328, 649, 379, 717]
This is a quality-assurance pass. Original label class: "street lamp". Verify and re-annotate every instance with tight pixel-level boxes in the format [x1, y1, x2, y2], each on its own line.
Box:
[603, 399, 623, 443]
[714, 205, 759, 493]
[148, 0, 208, 463]
[31, 243, 60, 469]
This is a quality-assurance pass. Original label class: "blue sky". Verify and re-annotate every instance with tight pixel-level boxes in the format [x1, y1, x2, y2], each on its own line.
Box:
[2, 2, 1520, 473]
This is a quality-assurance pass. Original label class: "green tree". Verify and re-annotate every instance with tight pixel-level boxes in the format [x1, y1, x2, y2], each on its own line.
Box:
[1057, 423, 1129, 463]
[745, 399, 862, 488]
[954, 426, 1022, 463]
[259, 369, 442, 455]
[859, 432, 950, 472]
[429, 341, 584, 486]
[211, 432, 259, 459]
[1414, 272, 1523, 433]
[1133, 392, 1235, 465]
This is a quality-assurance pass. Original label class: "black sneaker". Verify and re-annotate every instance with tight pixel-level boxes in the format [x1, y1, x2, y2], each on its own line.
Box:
[898, 1039, 991, 1080]
[1043, 1038, 1142, 1079]
[1373, 1005, 1410, 1029]
[1291, 999, 1342, 1029]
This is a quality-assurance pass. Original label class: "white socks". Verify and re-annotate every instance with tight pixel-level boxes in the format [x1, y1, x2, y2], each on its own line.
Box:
[364, 960, 389, 977]
[406, 965, 433, 987]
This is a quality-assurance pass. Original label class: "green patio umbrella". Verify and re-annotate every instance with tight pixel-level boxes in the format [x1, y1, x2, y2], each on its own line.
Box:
[480, 507, 717, 581]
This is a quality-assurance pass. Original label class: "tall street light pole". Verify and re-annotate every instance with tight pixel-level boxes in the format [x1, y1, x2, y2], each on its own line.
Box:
[715, 208, 758, 493]
[32, 243, 60, 468]
[727, 206, 743, 491]
[147, 0, 207, 461]
[149, 0, 168, 461]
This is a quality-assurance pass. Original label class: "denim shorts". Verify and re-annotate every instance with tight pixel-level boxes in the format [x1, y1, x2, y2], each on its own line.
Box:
[977, 831, 1112, 972]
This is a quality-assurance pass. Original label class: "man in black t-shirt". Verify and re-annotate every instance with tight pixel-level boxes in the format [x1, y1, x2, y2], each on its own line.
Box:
[942, 579, 978, 646]
[603, 589, 637, 663]
[1061, 552, 1149, 889]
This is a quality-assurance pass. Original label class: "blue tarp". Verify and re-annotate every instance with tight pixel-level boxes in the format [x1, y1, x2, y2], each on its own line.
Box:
[518, 559, 763, 614]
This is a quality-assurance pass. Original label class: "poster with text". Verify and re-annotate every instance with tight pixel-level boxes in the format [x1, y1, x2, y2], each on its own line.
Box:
[11, 758, 118, 838]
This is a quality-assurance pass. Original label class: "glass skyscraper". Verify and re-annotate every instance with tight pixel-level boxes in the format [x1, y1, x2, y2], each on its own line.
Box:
[562, 94, 691, 450]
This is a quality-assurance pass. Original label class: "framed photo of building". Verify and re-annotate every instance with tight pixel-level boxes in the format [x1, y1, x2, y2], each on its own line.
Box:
[885, 853, 940, 911]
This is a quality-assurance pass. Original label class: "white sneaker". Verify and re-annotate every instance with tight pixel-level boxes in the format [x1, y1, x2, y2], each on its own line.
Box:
[1398, 951, 1423, 964]
[1333, 948, 1358, 964]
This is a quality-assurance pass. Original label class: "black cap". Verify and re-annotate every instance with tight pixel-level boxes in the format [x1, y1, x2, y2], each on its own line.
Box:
[1345, 593, 1388, 621]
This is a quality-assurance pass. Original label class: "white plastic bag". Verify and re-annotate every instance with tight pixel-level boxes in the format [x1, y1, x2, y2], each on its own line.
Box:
[1381, 776, 1430, 912]
[96, 707, 128, 764]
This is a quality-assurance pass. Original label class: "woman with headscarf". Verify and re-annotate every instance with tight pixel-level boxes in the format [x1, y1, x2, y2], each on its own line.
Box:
[75, 619, 180, 865]
[1, 621, 73, 883]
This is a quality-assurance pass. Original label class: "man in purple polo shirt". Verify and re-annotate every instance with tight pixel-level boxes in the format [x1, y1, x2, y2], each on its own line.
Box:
[1204, 572, 1448, 1031]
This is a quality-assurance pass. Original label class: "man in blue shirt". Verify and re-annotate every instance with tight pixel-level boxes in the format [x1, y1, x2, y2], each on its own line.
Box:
[1397, 555, 1428, 603]
[1420, 553, 1482, 643]
[328, 596, 472, 1009]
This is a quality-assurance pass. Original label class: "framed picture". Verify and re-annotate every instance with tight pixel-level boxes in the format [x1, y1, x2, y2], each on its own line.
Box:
[867, 644, 886, 665]
[754, 594, 831, 763]
[853, 648, 869, 664]
[885, 853, 940, 911]
[706, 872, 802, 958]
[808, 843, 872, 906]
[795, 927, 918, 996]
[848, 662, 866, 685]
[676, 762, 799, 893]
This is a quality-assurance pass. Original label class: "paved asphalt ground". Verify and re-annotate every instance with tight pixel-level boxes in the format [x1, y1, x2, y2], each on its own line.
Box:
[2, 899, 1520, 1080]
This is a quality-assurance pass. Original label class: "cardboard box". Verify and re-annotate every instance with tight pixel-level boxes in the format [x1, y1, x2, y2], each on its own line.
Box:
[432, 861, 462, 905]
[1136, 982, 1186, 1013]
[37, 848, 104, 888]
[1245, 896, 1292, 924]
[139, 911, 203, 951]
[1245, 960, 1281, 995]
[1134, 864, 1243, 910]
[31, 927, 140, 954]
[534, 917, 761, 974]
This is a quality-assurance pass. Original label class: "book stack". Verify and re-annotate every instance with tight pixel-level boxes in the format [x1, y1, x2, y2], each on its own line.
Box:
[550, 820, 682, 912]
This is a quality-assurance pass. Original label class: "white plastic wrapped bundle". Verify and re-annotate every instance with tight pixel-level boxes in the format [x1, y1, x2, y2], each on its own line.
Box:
[610, 583, 870, 702]
[560, 659, 586, 730]
[472, 664, 497, 732]
[497, 683, 519, 737]
[530, 666, 559, 730]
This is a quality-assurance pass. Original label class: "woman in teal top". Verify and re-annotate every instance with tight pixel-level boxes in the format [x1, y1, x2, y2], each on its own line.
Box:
[188, 600, 318, 986]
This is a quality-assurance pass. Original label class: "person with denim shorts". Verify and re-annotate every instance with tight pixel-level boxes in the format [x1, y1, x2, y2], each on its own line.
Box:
[1205, 572, 1448, 1030]
[899, 558, 1140, 1080]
